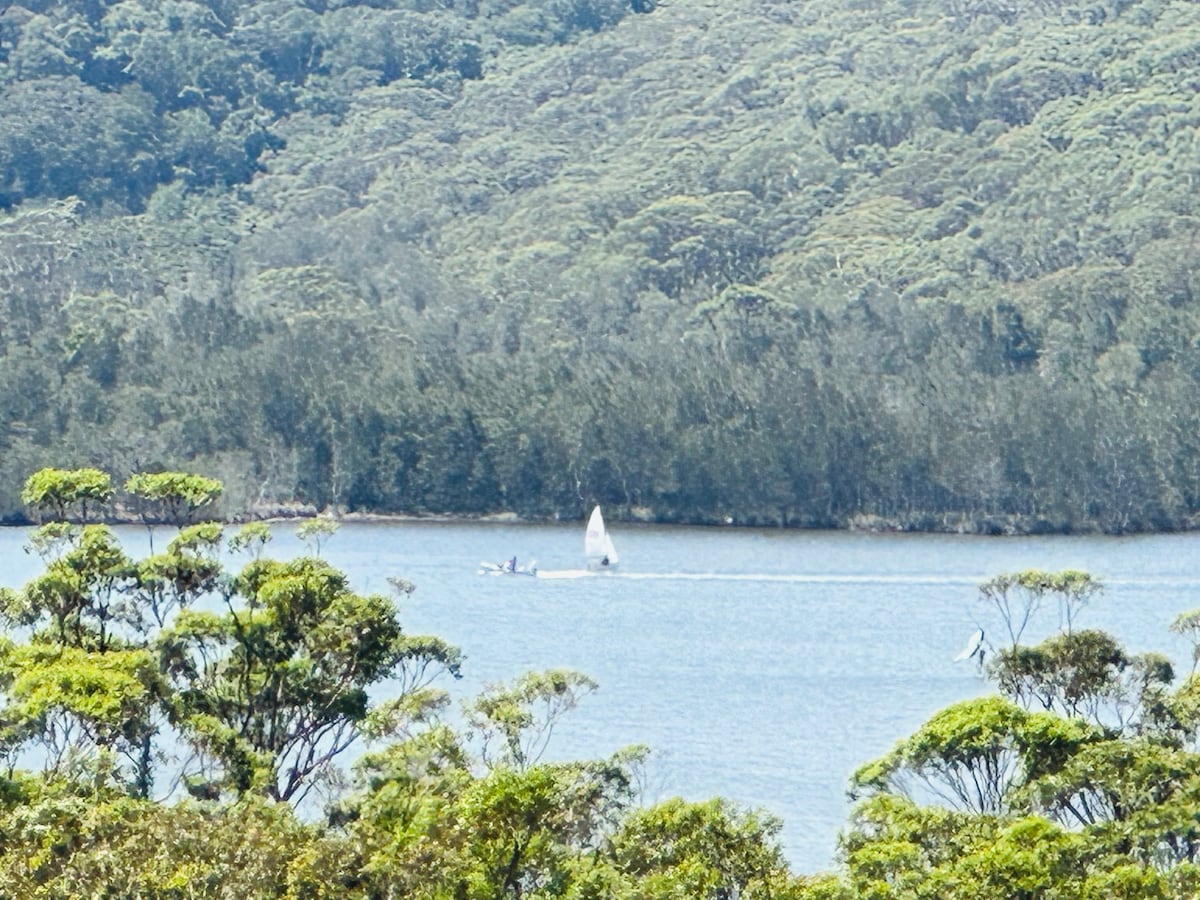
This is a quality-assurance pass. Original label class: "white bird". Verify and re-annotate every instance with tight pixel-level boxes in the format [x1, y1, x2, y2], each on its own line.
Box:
[954, 628, 986, 663]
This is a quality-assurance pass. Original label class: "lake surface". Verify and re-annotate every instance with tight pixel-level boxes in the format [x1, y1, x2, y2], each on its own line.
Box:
[1, 520, 1197, 874]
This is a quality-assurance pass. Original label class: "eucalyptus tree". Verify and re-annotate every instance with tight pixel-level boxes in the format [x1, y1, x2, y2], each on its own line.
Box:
[135, 521, 225, 629]
[3, 467, 462, 810]
[333, 668, 810, 898]
[839, 795, 1095, 900]
[606, 797, 800, 898]
[125, 471, 222, 526]
[125, 470, 223, 552]
[0, 785, 326, 898]
[1170, 609, 1200, 677]
[978, 569, 1103, 648]
[295, 516, 338, 556]
[850, 696, 1099, 817]
[1028, 739, 1200, 834]
[464, 669, 598, 772]
[8, 0, 1200, 531]
[0, 519, 155, 791]
[21, 467, 114, 523]
[833, 559, 1200, 895]
[158, 552, 460, 803]
[988, 629, 1174, 735]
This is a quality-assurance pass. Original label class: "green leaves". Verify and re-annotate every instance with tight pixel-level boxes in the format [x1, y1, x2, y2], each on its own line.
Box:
[851, 696, 1099, 815]
[839, 559, 1200, 895]
[22, 468, 114, 523]
[465, 669, 598, 771]
[990, 629, 1157, 728]
[0, 789, 325, 898]
[0, 463, 826, 894]
[609, 797, 792, 898]
[163, 555, 440, 801]
[980, 569, 1104, 647]
[10, 525, 139, 649]
[125, 471, 222, 526]
[295, 517, 338, 556]
[3, 468, 466, 814]
[6, 0, 1200, 532]
[0, 643, 160, 785]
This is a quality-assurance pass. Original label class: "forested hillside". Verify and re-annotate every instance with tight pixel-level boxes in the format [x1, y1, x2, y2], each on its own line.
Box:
[3, 0, 1200, 531]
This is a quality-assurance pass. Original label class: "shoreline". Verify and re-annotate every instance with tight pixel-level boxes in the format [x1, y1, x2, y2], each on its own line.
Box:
[4, 504, 1196, 537]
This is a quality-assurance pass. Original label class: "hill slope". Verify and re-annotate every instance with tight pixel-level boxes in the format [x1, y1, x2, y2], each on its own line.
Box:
[2, 0, 1199, 530]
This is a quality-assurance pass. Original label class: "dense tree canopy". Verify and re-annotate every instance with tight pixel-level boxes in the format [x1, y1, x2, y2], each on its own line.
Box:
[3, 0, 1200, 532]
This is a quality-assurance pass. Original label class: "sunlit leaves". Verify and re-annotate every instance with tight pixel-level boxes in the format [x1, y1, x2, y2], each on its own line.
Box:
[9, 525, 139, 648]
[848, 792, 1160, 897]
[1028, 739, 1200, 831]
[228, 522, 272, 558]
[465, 669, 598, 771]
[0, 644, 159, 780]
[608, 797, 794, 899]
[0, 466, 827, 894]
[295, 516, 338, 556]
[840, 557, 1200, 895]
[0, 789, 324, 898]
[979, 569, 1104, 647]
[989, 629, 1173, 732]
[163, 555, 434, 801]
[851, 696, 1099, 815]
[125, 471, 223, 526]
[22, 468, 114, 523]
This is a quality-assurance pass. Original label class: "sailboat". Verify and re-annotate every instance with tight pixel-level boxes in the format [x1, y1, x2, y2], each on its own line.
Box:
[585, 505, 618, 570]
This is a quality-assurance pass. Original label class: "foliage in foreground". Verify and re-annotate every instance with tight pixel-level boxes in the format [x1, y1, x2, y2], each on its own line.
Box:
[0, 468, 811, 897]
[823, 570, 1200, 898]
[11, 468, 1200, 897]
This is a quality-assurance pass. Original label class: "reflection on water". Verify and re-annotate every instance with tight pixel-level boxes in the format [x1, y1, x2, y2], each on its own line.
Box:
[0, 521, 1195, 873]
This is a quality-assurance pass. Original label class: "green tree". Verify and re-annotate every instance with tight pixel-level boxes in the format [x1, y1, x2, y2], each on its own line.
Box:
[125, 470, 222, 526]
[296, 516, 339, 556]
[159, 554, 459, 802]
[851, 696, 1099, 816]
[465, 669, 598, 771]
[135, 521, 225, 628]
[125, 470, 223, 553]
[990, 629, 1174, 734]
[0, 785, 326, 898]
[22, 467, 114, 523]
[607, 797, 803, 899]
[979, 570, 1104, 648]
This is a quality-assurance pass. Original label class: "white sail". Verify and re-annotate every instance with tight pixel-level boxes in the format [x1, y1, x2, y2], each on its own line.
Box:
[585, 505, 606, 558]
[585, 505, 618, 568]
[602, 533, 618, 567]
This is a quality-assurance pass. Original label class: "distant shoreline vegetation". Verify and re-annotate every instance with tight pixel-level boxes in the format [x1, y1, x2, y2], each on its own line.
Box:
[1, 466, 1186, 535]
[5, 502, 1185, 537]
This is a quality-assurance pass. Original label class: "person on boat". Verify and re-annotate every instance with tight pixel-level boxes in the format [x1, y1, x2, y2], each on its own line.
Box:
[600, 555, 609, 567]
[507, 556, 517, 573]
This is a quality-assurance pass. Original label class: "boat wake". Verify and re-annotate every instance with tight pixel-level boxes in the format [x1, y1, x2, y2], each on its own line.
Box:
[531, 571, 987, 585]
[534, 569, 597, 580]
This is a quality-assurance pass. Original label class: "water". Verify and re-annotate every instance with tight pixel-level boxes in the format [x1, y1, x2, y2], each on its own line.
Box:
[1, 521, 1197, 874]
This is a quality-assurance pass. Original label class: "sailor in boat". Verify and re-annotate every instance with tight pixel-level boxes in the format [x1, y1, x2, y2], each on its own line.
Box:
[600, 555, 610, 567]
[506, 556, 517, 573]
